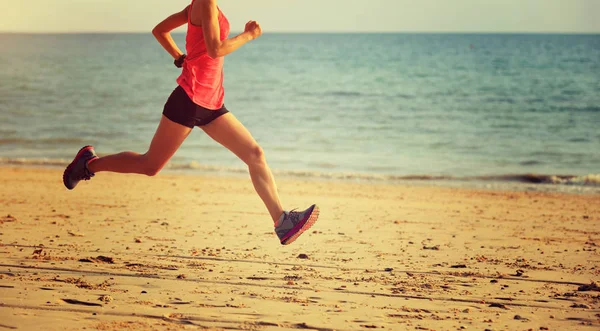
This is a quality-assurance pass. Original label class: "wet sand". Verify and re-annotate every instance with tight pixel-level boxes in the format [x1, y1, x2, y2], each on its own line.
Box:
[0, 166, 599, 330]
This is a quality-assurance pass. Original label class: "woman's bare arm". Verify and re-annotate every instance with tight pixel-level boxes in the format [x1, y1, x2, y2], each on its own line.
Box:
[194, 0, 262, 58]
[152, 6, 189, 60]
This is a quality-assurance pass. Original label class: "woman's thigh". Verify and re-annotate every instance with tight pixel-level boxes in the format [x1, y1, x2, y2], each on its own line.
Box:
[146, 115, 193, 167]
[200, 113, 262, 163]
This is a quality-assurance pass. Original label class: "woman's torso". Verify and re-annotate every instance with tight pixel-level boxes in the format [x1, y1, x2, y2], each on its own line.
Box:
[176, 0, 230, 110]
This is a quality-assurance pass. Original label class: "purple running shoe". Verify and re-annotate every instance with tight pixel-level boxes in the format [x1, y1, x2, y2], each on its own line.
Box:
[275, 204, 320, 245]
[63, 146, 98, 190]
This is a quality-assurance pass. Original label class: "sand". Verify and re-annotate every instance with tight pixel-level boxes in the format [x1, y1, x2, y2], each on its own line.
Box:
[0, 166, 599, 331]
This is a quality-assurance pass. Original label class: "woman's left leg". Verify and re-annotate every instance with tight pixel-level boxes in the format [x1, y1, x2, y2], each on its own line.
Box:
[201, 113, 283, 224]
[89, 115, 192, 176]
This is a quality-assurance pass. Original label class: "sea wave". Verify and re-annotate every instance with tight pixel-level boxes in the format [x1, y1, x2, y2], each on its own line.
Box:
[1, 157, 598, 188]
[0, 137, 86, 145]
[0, 157, 70, 167]
[472, 174, 600, 186]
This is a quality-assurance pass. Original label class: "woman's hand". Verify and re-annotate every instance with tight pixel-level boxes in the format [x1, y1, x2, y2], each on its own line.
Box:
[244, 21, 262, 40]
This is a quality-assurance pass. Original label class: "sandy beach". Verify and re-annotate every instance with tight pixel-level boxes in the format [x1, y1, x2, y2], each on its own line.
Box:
[0, 166, 598, 330]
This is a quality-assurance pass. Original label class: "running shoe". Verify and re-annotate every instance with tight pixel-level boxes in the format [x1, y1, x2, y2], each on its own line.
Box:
[63, 146, 98, 190]
[275, 204, 320, 245]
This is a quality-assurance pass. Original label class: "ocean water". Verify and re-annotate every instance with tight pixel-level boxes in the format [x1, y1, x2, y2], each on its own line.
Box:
[0, 33, 599, 193]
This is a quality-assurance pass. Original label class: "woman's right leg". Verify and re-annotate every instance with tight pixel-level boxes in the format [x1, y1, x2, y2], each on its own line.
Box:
[88, 115, 192, 176]
[201, 113, 284, 223]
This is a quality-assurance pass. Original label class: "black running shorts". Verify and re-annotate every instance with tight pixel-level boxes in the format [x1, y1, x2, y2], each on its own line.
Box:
[162, 86, 229, 128]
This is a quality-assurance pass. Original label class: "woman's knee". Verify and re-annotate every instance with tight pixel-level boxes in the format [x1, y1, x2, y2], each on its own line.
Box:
[144, 165, 163, 177]
[244, 145, 265, 165]
[140, 154, 165, 177]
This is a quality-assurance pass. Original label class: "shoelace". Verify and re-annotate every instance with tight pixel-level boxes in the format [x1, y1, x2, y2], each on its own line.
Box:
[286, 209, 302, 223]
[81, 169, 93, 181]
[80, 160, 96, 181]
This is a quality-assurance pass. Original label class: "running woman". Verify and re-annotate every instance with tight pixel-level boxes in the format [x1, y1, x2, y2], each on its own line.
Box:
[62, 0, 319, 245]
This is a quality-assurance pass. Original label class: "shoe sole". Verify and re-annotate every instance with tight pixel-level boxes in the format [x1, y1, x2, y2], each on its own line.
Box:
[281, 205, 320, 245]
[63, 145, 94, 190]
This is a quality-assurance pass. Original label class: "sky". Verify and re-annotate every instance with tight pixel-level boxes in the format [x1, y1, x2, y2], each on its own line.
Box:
[1, 0, 599, 33]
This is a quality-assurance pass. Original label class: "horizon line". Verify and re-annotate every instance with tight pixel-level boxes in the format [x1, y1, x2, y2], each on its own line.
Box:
[1, 30, 600, 35]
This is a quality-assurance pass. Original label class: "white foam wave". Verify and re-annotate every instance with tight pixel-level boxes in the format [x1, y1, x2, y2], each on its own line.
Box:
[544, 174, 600, 186]
[0, 157, 69, 167]
[1, 157, 598, 188]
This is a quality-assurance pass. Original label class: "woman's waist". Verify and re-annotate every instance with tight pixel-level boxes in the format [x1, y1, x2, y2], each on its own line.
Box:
[183, 52, 222, 70]
[184, 51, 223, 67]
[179, 64, 223, 84]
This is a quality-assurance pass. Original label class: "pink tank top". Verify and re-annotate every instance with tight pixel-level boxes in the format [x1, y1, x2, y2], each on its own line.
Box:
[176, 0, 230, 110]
